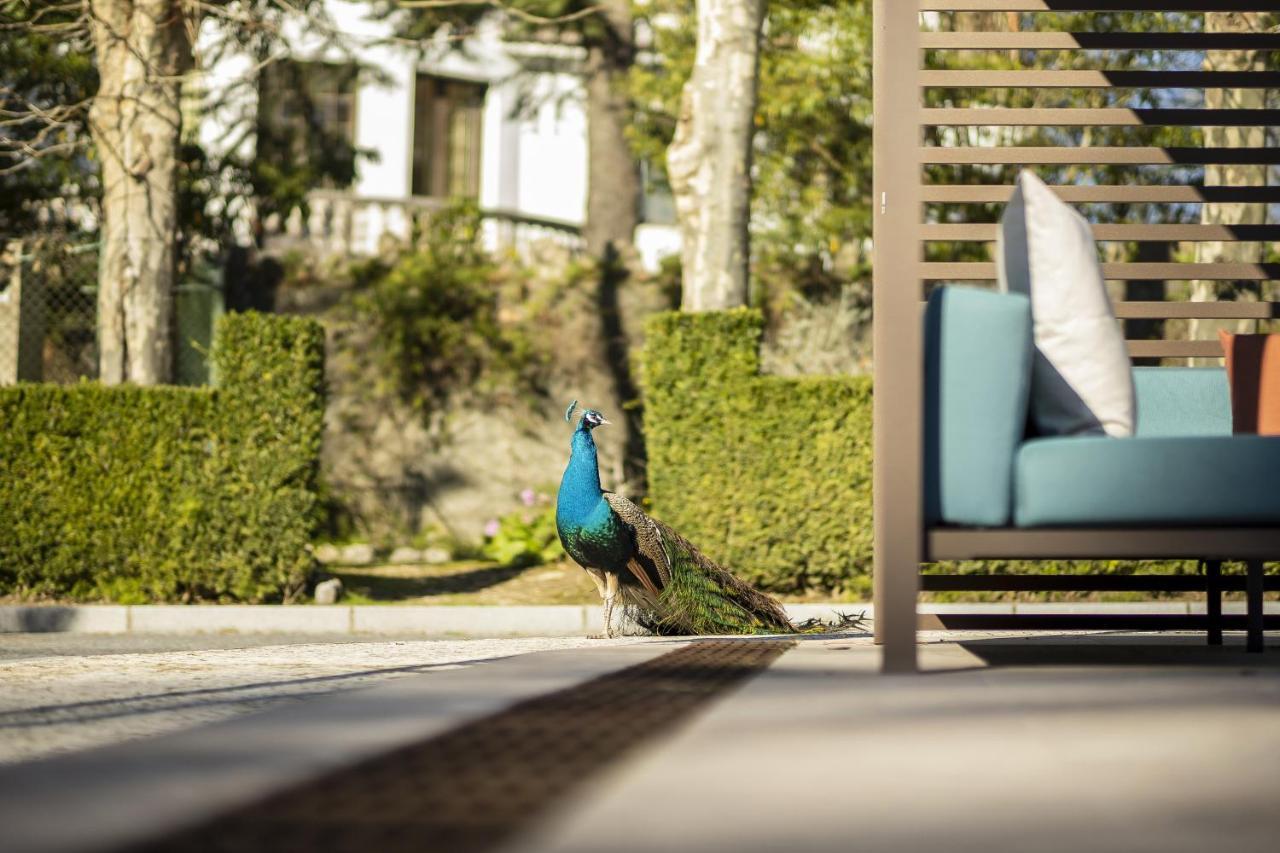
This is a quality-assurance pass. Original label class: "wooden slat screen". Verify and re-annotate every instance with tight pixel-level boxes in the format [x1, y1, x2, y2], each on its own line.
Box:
[912, 3, 1280, 361]
[872, 0, 1280, 671]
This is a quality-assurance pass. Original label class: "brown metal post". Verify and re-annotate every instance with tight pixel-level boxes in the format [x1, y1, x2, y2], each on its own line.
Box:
[871, 0, 922, 674]
[1246, 560, 1264, 653]
[1205, 560, 1223, 646]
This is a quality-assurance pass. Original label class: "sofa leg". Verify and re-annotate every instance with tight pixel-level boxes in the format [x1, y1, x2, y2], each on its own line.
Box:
[1205, 560, 1223, 646]
[1246, 560, 1265, 654]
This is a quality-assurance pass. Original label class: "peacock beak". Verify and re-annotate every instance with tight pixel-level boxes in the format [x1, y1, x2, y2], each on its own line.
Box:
[598, 417, 611, 426]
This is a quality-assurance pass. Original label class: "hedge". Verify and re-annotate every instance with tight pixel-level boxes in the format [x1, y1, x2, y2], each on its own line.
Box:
[0, 312, 325, 603]
[642, 309, 1195, 598]
[643, 309, 874, 596]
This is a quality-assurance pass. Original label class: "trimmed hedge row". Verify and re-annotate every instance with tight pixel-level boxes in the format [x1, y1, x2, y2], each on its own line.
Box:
[642, 309, 1195, 597]
[643, 309, 874, 596]
[0, 312, 325, 603]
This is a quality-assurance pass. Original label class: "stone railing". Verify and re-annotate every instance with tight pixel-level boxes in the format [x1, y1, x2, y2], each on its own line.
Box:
[263, 191, 584, 257]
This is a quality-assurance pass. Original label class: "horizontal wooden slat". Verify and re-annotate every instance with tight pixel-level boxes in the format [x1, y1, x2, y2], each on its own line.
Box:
[922, 262, 1280, 281]
[923, 108, 1280, 127]
[921, 70, 1280, 88]
[1114, 302, 1280, 320]
[919, 574, 1280, 593]
[921, 1, 1280, 11]
[928, 527, 1280, 561]
[923, 146, 1280, 165]
[919, 32, 1280, 51]
[922, 223, 1280, 241]
[922, 185, 1280, 204]
[918, 613, 1280, 632]
[1127, 340, 1222, 358]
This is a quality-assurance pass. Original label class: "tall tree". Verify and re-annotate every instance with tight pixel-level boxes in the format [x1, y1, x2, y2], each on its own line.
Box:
[629, 1, 873, 313]
[3, 0, 341, 384]
[581, 0, 638, 256]
[88, 0, 191, 384]
[666, 0, 765, 311]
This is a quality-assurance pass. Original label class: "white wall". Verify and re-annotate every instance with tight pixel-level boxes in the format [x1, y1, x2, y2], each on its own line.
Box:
[513, 72, 589, 225]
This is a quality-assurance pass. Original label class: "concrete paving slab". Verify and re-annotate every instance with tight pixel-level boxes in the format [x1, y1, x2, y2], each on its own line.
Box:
[0, 640, 677, 853]
[522, 635, 1280, 853]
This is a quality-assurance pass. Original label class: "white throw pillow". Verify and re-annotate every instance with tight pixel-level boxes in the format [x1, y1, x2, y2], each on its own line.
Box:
[997, 170, 1136, 437]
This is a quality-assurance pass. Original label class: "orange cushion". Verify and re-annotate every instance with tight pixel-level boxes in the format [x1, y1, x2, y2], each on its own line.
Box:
[1219, 330, 1280, 435]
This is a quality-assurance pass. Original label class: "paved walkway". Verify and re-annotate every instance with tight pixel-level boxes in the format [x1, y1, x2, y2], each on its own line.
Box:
[1, 630, 1277, 853]
[0, 634, 653, 765]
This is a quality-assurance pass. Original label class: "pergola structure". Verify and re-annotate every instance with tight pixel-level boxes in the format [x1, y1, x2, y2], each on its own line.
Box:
[871, 1, 1280, 672]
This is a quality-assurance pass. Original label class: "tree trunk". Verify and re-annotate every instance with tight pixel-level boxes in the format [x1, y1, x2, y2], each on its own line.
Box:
[582, 0, 639, 257]
[667, 0, 766, 311]
[1188, 12, 1267, 365]
[88, 0, 189, 384]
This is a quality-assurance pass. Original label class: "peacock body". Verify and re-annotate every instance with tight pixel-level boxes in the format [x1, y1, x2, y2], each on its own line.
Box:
[555, 402, 795, 637]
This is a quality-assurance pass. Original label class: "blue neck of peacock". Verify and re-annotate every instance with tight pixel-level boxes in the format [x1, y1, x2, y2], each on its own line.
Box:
[560, 426, 604, 518]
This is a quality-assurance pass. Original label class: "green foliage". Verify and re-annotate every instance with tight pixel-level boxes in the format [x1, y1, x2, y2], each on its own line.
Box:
[0, 312, 326, 603]
[350, 204, 542, 413]
[481, 489, 565, 567]
[0, 3, 97, 239]
[629, 0, 873, 306]
[643, 309, 873, 596]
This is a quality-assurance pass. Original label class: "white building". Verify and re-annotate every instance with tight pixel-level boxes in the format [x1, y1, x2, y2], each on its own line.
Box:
[197, 1, 678, 269]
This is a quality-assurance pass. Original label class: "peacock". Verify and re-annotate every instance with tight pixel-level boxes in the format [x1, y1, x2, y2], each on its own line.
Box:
[555, 400, 796, 638]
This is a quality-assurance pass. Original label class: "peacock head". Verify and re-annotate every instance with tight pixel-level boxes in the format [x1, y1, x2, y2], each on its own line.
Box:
[565, 400, 610, 431]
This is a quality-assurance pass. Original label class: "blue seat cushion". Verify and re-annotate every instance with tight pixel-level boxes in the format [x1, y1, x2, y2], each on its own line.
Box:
[1133, 367, 1231, 437]
[924, 287, 1034, 527]
[1015, 435, 1280, 527]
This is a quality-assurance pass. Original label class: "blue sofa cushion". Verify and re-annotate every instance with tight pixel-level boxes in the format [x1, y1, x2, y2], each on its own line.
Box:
[1133, 367, 1231, 437]
[925, 287, 1034, 527]
[1015, 435, 1280, 527]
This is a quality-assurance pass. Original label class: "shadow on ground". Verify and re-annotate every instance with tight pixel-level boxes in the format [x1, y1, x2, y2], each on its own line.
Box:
[332, 563, 529, 599]
[960, 635, 1279, 668]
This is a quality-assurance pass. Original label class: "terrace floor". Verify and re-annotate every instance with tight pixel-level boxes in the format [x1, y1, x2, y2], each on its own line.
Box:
[1, 629, 1277, 853]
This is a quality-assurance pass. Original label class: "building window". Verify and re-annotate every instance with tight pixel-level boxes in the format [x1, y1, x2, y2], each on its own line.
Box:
[257, 61, 358, 189]
[412, 75, 485, 199]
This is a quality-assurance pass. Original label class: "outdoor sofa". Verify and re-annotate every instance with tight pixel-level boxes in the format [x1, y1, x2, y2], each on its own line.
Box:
[922, 286, 1279, 653]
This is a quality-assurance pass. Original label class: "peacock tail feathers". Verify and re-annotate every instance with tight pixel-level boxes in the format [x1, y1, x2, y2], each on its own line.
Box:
[649, 521, 796, 636]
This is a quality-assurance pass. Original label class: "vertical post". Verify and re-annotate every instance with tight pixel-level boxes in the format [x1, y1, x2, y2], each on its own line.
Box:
[1205, 560, 1222, 646]
[871, 0, 922, 673]
[1246, 560, 1264, 654]
[0, 240, 43, 385]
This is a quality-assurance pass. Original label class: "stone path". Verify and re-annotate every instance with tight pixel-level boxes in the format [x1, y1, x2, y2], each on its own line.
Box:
[2, 630, 1277, 853]
[0, 635, 652, 765]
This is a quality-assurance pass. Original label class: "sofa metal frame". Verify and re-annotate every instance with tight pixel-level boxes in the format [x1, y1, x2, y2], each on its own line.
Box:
[871, 1, 1280, 672]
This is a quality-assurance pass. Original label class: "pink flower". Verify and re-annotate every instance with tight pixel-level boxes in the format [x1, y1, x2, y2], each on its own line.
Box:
[483, 519, 500, 538]
[520, 488, 537, 507]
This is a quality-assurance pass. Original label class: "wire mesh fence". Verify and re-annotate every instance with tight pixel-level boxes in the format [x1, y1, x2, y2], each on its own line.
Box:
[0, 238, 223, 387]
[0, 238, 98, 385]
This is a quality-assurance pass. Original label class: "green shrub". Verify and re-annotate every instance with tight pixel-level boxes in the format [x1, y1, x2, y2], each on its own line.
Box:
[642, 309, 1196, 598]
[350, 204, 540, 414]
[643, 309, 873, 596]
[481, 488, 565, 568]
[0, 312, 325, 603]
